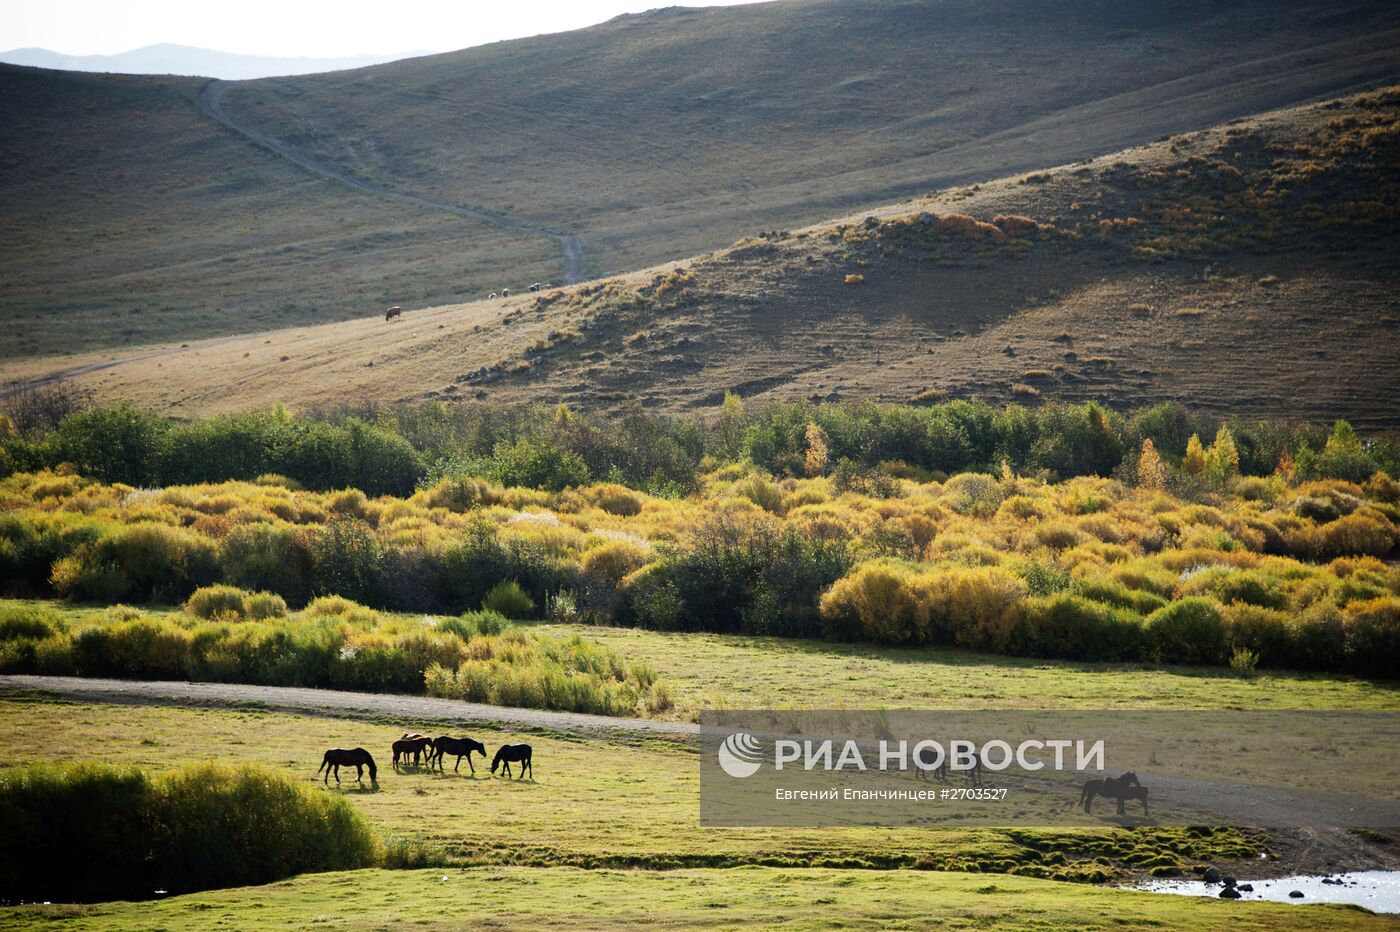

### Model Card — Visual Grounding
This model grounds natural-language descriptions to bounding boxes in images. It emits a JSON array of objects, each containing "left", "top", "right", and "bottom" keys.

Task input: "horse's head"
[{"left": 1122, "top": 771, "right": 1140, "bottom": 786}]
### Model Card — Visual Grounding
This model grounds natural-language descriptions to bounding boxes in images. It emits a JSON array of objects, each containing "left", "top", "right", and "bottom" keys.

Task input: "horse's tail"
[
  {"left": 317, "top": 751, "right": 330, "bottom": 775},
  {"left": 1071, "top": 783, "right": 1088, "bottom": 809}
]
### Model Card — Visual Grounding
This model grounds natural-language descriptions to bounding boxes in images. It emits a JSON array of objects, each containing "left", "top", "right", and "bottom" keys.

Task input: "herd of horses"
[
  {"left": 383, "top": 283, "right": 550, "bottom": 321},
  {"left": 317, "top": 733, "right": 534, "bottom": 786}
]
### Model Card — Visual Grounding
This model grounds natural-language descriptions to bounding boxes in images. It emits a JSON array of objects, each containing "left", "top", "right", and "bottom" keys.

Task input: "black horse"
[
  {"left": 431, "top": 736, "right": 487, "bottom": 774},
  {"left": 913, "top": 746, "right": 983, "bottom": 787},
  {"left": 491, "top": 743, "right": 533, "bottom": 779},
  {"left": 393, "top": 736, "right": 434, "bottom": 770},
  {"left": 1077, "top": 771, "right": 1148, "bottom": 816},
  {"left": 318, "top": 748, "right": 377, "bottom": 786}
]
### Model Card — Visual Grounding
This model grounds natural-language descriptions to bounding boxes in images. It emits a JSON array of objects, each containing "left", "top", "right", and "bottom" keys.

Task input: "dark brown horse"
[
  {"left": 1077, "top": 772, "right": 1147, "bottom": 816},
  {"left": 385, "top": 305, "right": 403, "bottom": 321},
  {"left": 318, "top": 748, "right": 377, "bottom": 786},
  {"left": 392, "top": 736, "right": 434, "bottom": 769},
  {"left": 491, "top": 743, "right": 533, "bottom": 779},
  {"left": 431, "top": 736, "right": 487, "bottom": 774},
  {"left": 913, "top": 746, "right": 983, "bottom": 787}
]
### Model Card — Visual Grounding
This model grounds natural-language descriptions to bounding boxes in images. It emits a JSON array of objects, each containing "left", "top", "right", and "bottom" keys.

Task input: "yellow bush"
[
  {"left": 922, "top": 566, "right": 1028, "bottom": 651},
  {"left": 582, "top": 540, "right": 652, "bottom": 588},
  {"left": 820, "top": 562, "right": 924, "bottom": 642}
]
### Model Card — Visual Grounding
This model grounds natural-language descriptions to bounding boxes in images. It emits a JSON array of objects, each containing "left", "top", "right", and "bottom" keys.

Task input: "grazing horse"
[
  {"left": 501, "top": 288, "right": 511, "bottom": 298},
  {"left": 1077, "top": 772, "right": 1148, "bottom": 816},
  {"left": 318, "top": 748, "right": 377, "bottom": 786},
  {"left": 528, "top": 282, "right": 543, "bottom": 292},
  {"left": 392, "top": 736, "right": 434, "bottom": 769},
  {"left": 385, "top": 305, "right": 403, "bottom": 321},
  {"left": 488, "top": 292, "right": 498, "bottom": 299},
  {"left": 431, "top": 735, "right": 487, "bottom": 774},
  {"left": 913, "top": 747, "right": 983, "bottom": 787},
  {"left": 491, "top": 743, "right": 533, "bottom": 779}
]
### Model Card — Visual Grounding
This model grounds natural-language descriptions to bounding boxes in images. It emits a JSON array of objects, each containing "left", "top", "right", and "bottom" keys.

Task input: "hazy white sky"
[{"left": 2, "top": 1, "right": 758, "bottom": 57}]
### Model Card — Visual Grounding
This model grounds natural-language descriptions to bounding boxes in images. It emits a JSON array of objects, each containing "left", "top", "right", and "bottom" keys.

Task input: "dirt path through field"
[
  {"left": 1, "top": 674, "right": 690, "bottom": 739},
  {"left": 196, "top": 80, "right": 585, "bottom": 285},
  {"left": 7, "top": 675, "right": 1398, "bottom": 830}
]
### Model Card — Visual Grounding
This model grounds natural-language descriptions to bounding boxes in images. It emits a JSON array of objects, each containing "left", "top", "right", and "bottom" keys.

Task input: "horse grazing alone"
[
  {"left": 431, "top": 735, "right": 487, "bottom": 774},
  {"left": 491, "top": 743, "right": 533, "bottom": 779},
  {"left": 528, "top": 282, "right": 543, "bottom": 292},
  {"left": 318, "top": 748, "right": 377, "bottom": 786},
  {"left": 501, "top": 288, "right": 511, "bottom": 298},
  {"left": 1077, "top": 772, "right": 1148, "bottom": 816},
  {"left": 385, "top": 305, "right": 403, "bottom": 322},
  {"left": 392, "top": 735, "right": 434, "bottom": 769}
]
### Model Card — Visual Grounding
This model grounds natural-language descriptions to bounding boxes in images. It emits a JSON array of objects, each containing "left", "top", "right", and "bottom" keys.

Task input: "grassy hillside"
[
  {"left": 3, "top": 0, "right": 1398, "bottom": 359},
  {"left": 19, "top": 86, "right": 1399, "bottom": 427}
]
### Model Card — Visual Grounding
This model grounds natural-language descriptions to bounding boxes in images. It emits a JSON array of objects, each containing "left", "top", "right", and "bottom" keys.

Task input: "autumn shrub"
[
  {"left": 923, "top": 566, "right": 1028, "bottom": 651},
  {"left": 482, "top": 580, "right": 536, "bottom": 618},
  {"left": 1316, "top": 512, "right": 1396, "bottom": 558},
  {"left": 1222, "top": 602, "right": 1293, "bottom": 667},
  {"left": 309, "top": 518, "right": 381, "bottom": 603},
  {"left": 1342, "top": 598, "right": 1400, "bottom": 676},
  {"left": 0, "top": 763, "right": 377, "bottom": 903},
  {"left": 218, "top": 522, "right": 309, "bottom": 603},
  {"left": 1017, "top": 593, "right": 1143, "bottom": 661},
  {"left": 1178, "top": 567, "right": 1287, "bottom": 609},
  {"left": 1071, "top": 576, "right": 1168, "bottom": 614},
  {"left": 185, "top": 584, "right": 252, "bottom": 620},
  {"left": 819, "top": 561, "right": 923, "bottom": 643},
  {"left": 1145, "top": 598, "right": 1228, "bottom": 665},
  {"left": 0, "top": 603, "right": 60, "bottom": 642}
]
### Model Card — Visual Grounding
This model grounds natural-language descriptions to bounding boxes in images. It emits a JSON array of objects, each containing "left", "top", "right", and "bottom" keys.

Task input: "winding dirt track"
[
  {"left": 0, "top": 674, "right": 691, "bottom": 739},
  {"left": 197, "top": 80, "right": 586, "bottom": 285}
]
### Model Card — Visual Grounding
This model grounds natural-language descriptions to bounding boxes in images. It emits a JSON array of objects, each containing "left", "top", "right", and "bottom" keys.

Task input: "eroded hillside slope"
[{"left": 17, "top": 88, "right": 1399, "bottom": 428}]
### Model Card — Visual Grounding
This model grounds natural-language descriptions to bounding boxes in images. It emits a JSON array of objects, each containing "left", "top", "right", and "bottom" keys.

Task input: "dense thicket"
[
  {"left": 0, "top": 600, "right": 669, "bottom": 716},
  {"left": 2, "top": 393, "right": 1395, "bottom": 495},
  {"left": 0, "top": 763, "right": 376, "bottom": 903},
  {"left": 2, "top": 446, "right": 1396, "bottom": 676}
]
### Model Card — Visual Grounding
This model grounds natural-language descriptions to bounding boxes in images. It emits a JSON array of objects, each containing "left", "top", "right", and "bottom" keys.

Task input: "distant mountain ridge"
[{"left": 0, "top": 43, "right": 427, "bottom": 79}]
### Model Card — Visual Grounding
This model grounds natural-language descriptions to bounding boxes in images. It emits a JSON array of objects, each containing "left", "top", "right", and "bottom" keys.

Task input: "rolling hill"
[
  {"left": 0, "top": 44, "right": 423, "bottom": 80},
  {"left": 15, "top": 86, "right": 1398, "bottom": 428},
  {"left": 3, "top": 0, "right": 1399, "bottom": 360}
]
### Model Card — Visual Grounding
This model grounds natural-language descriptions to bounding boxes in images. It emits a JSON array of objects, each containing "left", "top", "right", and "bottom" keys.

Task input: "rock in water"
[
  {"left": 1219, "top": 888, "right": 1242, "bottom": 899},
  {"left": 1289, "top": 890, "right": 1305, "bottom": 899}
]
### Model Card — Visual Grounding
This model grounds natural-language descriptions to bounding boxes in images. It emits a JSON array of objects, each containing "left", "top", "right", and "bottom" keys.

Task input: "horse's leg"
[
  {"left": 1084, "top": 790, "right": 1093, "bottom": 813},
  {"left": 1142, "top": 797, "right": 1150, "bottom": 817},
  {"left": 525, "top": 756, "right": 533, "bottom": 779},
  {"left": 333, "top": 764, "right": 341, "bottom": 784},
  {"left": 454, "top": 755, "right": 461, "bottom": 774},
  {"left": 356, "top": 763, "right": 364, "bottom": 784},
  {"left": 1116, "top": 796, "right": 1126, "bottom": 816},
  {"left": 467, "top": 754, "right": 475, "bottom": 776}
]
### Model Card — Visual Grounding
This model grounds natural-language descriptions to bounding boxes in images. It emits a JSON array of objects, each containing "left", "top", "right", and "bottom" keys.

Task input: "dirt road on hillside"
[{"left": 196, "top": 80, "right": 585, "bottom": 285}]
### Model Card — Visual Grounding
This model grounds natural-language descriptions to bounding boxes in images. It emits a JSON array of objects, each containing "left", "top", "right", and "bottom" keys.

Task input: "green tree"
[{"left": 1204, "top": 426, "right": 1240, "bottom": 487}]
